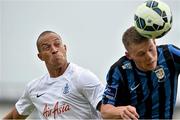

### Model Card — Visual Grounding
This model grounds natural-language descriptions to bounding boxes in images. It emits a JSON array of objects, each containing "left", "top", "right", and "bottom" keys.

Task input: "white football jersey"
[{"left": 15, "top": 63, "right": 105, "bottom": 119}]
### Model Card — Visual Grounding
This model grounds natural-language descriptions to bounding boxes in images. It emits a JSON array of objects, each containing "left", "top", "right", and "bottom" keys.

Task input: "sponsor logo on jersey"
[
  {"left": 130, "top": 83, "right": 140, "bottom": 92},
  {"left": 122, "top": 62, "right": 132, "bottom": 69},
  {"left": 63, "top": 83, "right": 70, "bottom": 94},
  {"left": 104, "top": 85, "right": 117, "bottom": 99},
  {"left": 43, "top": 101, "right": 70, "bottom": 119},
  {"left": 36, "top": 93, "right": 45, "bottom": 98}
]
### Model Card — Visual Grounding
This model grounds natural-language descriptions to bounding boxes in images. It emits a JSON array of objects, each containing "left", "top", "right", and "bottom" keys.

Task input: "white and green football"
[{"left": 134, "top": 0, "right": 172, "bottom": 39}]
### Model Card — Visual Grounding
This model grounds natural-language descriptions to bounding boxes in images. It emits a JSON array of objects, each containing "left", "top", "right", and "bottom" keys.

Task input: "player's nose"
[
  {"left": 146, "top": 52, "right": 153, "bottom": 61},
  {"left": 51, "top": 46, "right": 58, "bottom": 54}
]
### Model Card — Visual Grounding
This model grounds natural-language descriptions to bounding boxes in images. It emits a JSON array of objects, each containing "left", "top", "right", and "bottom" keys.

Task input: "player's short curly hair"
[{"left": 122, "top": 26, "right": 149, "bottom": 51}]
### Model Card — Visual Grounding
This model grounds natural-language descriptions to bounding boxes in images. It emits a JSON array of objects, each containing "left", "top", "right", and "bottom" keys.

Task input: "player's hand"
[
  {"left": 118, "top": 105, "right": 139, "bottom": 120},
  {"left": 100, "top": 104, "right": 139, "bottom": 119}
]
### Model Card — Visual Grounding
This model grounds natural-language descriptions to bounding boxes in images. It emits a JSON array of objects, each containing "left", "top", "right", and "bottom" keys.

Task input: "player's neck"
[{"left": 48, "top": 62, "right": 69, "bottom": 78}]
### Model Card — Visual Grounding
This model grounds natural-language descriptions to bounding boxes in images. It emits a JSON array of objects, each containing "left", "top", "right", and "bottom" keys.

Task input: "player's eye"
[
  {"left": 41, "top": 44, "right": 50, "bottom": 51},
  {"left": 137, "top": 52, "right": 145, "bottom": 57},
  {"left": 149, "top": 47, "right": 154, "bottom": 52},
  {"left": 54, "top": 42, "right": 61, "bottom": 47}
]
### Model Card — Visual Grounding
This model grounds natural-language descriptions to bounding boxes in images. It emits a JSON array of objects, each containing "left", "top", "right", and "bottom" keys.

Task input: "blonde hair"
[{"left": 122, "top": 26, "right": 149, "bottom": 50}]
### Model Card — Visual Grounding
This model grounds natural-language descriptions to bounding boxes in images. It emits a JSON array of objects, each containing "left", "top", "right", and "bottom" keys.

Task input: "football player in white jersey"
[{"left": 3, "top": 31, "right": 105, "bottom": 119}]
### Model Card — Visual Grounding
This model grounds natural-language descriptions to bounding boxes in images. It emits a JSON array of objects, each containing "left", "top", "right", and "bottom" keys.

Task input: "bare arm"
[
  {"left": 100, "top": 104, "right": 139, "bottom": 120},
  {"left": 3, "top": 106, "right": 28, "bottom": 120}
]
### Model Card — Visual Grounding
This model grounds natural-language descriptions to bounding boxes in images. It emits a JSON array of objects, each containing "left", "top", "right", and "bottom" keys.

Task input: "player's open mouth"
[{"left": 147, "top": 61, "right": 155, "bottom": 66}]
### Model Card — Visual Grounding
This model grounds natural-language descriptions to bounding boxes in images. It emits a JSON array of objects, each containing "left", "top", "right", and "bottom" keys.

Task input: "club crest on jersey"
[
  {"left": 154, "top": 66, "right": 165, "bottom": 81},
  {"left": 63, "top": 83, "right": 70, "bottom": 94}
]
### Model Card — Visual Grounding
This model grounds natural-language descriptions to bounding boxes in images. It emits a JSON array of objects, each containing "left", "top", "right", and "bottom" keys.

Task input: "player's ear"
[
  {"left": 38, "top": 53, "right": 43, "bottom": 61},
  {"left": 153, "top": 39, "right": 156, "bottom": 45},
  {"left": 64, "top": 44, "right": 67, "bottom": 51},
  {"left": 125, "top": 51, "right": 132, "bottom": 60}
]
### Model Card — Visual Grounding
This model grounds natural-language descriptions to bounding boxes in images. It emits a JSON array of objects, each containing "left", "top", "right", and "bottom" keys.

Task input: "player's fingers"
[
  {"left": 124, "top": 108, "right": 138, "bottom": 120},
  {"left": 122, "top": 113, "right": 131, "bottom": 120},
  {"left": 127, "top": 106, "right": 139, "bottom": 118}
]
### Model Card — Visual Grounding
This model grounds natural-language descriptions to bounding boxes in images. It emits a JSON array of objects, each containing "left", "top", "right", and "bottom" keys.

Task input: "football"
[{"left": 134, "top": 0, "right": 172, "bottom": 39}]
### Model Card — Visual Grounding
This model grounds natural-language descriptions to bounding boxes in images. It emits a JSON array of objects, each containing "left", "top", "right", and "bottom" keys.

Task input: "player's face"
[
  {"left": 37, "top": 33, "right": 67, "bottom": 69},
  {"left": 126, "top": 39, "right": 157, "bottom": 72}
]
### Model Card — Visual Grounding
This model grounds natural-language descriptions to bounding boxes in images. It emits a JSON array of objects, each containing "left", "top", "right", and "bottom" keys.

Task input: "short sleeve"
[
  {"left": 15, "top": 84, "right": 35, "bottom": 116},
  {"left": 168, "top": 44, "right": 180, "bottom": 71},
  {"left": 102, "top": 66, "right": 122, "bottom": 105},
  {"left": 78, "top": 70, "right": 105, "bottom": 109}
]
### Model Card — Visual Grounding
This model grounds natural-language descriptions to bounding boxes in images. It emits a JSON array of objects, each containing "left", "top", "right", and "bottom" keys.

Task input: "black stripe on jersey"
[
  {"left": 162, "top": 45, "right": 175, "bottom": 118},
  {"left": 144, "top": 72, "right": 153, "bottom": 118},
  {"left": 158, "top": 80, "right": 165, "bottom": 118},
  {"left": 171, "top": 45, "right": 180, "bottom": 64},
  {"left": 117, "top": 65, "right": 131, "bottom": 105},
  {"left": 116, "top": 57, "right": 131, "bottom": 105},
  {"left": 133, "top": 68, "right": 144, "bottom": 110},
  {"left": 103, "top": 67, "right": 114, "bottom": 104},
  {"left": 103, "top": 60, "right": 119, "bottom": 104},
  {"left": 172, "top": 53, "right": 180, "bottom": 64},
  {"left": 172, "top": 45, "right": 180, "bottom": 51},
  {"left": 108, "top": 65, "right": 115, "bottom": 85},
  {"left": 108, "top": 57, "right": 131, "bottom": 106}
]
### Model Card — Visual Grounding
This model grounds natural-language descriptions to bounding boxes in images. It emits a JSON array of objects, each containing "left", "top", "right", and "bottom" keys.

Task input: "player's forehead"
[
  {"left": 38, "top": 32, "right": 62, "bottom": 45},
  {"left": 129, "top": 40, "right": 153, "bottom": 53}
]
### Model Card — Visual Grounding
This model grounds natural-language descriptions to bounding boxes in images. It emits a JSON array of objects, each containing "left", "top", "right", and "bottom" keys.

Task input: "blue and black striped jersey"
[{"left": 102, "top": 44, "right": 180, "bottom": 119}]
